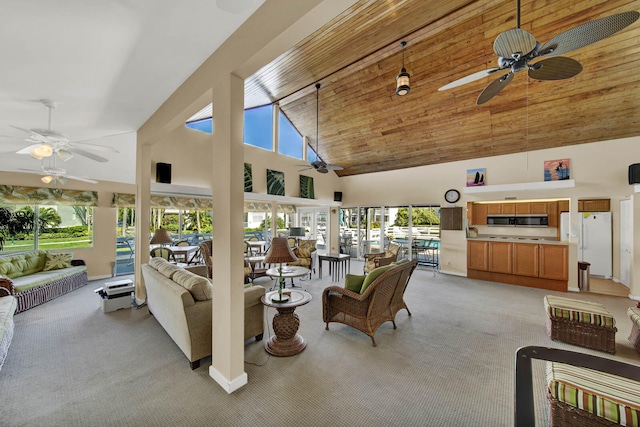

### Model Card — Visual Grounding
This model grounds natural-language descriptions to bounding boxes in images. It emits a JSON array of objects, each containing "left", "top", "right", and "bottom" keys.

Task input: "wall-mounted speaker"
[
  {"left": 334, "top": 191, "right": 342, "bottom": 202},
  {"left": 629, "top": 163, "right": 640, "bottom": 185},
  {"left": 156, "top": 162, "right": 172, "bottom": 184}
]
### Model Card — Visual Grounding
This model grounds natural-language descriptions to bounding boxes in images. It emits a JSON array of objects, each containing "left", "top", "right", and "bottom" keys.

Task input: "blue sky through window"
[
  {"left": 244, "top": 105, "right": 272, "bottom": 150},
  {"left": 185, "top": 118, "right": 213, "bottom": 134},
  {"left": 278, "top": 110, "right": 302, "bottom": 159}
]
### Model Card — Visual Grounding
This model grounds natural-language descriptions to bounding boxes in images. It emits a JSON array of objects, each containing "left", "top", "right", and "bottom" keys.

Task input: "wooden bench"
[{"left": 544, "top": 294, "right": 617, "bottom": 354}]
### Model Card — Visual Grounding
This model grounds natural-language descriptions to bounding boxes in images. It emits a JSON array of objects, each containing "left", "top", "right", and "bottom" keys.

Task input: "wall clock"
[{"left": 444, "top": 189, "right": 460, "bottom": 203}]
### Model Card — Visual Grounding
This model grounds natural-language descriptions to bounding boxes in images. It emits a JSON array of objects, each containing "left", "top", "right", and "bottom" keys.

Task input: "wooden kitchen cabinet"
[
  {"left": 515, "top": 202, "right": 531, "bottom": 214},
  {"left": 547, "top": 201, "right": 558, "bottom": 227},
  {"left": 501, "top": 203, "right": 516, "bottom": 214},
  {"left": 512, "top": 243, "right": 539, "bottom": 277},
  {"left": 488, "top": 241, "right": 513, "bottom": 274},
  {"left": 470, "top": 203, "right": 487, "bottom": 225},
  {"left": 467, "top": 241, "right": 488, "bottom": 271},
  {"left": 579, "top": 199, "right": 610, "bottom": 212},
  {"left": 530, "top": 202, "right": 548, "bottom": 214},
  {"left": 558, "top": 200, "right": 569, "bottom": 212},
  {"left": 539, "top": 244, "right": 569, "bottom": 281},
  {"left": 486, "top": 204, "right": 502, "bottom": 214}
]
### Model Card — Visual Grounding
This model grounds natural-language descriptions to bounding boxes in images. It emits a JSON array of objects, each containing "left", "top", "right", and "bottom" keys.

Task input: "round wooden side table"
[{"left": 261, "top": 289, "right": 312, "bottom": 357}]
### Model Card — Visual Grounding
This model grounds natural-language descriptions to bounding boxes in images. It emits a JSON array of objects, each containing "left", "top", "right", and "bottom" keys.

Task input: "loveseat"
[
  {"left": 141, "top": 257, "right": 265, "bottom": 369},
  {"left": 0, "top": 279, "right": 17, "bottom": 371},
  {"left": 0, "top": 250, "right": 88, "bottom": 314},
  {"left": 323, "top": 259, "right": 418, "bottom": 346}
]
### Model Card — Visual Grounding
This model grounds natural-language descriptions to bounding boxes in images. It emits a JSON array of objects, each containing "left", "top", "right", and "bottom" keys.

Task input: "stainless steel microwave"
[{"left": 487, "top": 215, "right": 548, "bottom": 227}]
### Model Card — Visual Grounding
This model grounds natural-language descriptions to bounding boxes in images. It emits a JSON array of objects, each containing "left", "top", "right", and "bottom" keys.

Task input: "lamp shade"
[
  {"left": 396, "top": 68, "right": 410, "bottom": 96},
  {"left": 150, "top": 227, "right": 173, "bottom": 245},
  {"left": 30, "top": 144, "right": 53, "bottom": 160},
  {"left": 289, "top": 227, "right": 306, "bottom": 237},
  {"left": 263, "top": 237, "right": 298, "bottom": 264}
]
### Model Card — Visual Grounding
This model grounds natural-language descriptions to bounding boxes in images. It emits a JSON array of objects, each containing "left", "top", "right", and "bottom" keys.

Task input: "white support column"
[
  {"left": 133, "top": 141, "right": 152, "bottom": 304},
  {"left": 209, "top": 73, "right": 247, "bottom": 393}
]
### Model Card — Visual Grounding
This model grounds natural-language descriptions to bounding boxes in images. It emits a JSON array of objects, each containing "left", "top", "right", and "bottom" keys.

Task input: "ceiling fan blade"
[
  {"left": 493, "top": 29, "right": 537, "bottom": 59},
  {"left": 66, "top": 175, "right": 98, "bottom": 184},
  {"left": 70, "top": 142, "right": 119, "bottom": 153},
  {"left": 325, "top": 165, "right": 344, "bottom": 171},
  {"left": 476, "top": 72, "right": 514, "bottom": 105},
  {"left": 438, "top": 68, "right": 503, "bottom": 91},
  {"left": 529, "top": 57, "right": 583, "bottom": 80},
  {"left": 15, "top": 143, "right": 43, "bottom": 154},
  {"left": 68, "top": 148, "right": 109, "bottom": 162},
  {"left": 539, "top": 11, "right": 640, "bottom": 57},
  {"left": 17, "top": 167, "right": 43, "bottom": 173},
  {"left": 298, "top": 167, "right": 313, "bottom": 172}
]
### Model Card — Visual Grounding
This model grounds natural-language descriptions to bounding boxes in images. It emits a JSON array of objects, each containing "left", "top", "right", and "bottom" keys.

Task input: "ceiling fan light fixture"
[
  {"left": 41, "top": 175, "right": 53, "bottom": 184},
  {"left": 57, "top": 149, "right": 74, "bottom": 161},
  {"left": 30, "top": 143, "right": 53, "bottom": 160},
  {"left": 395, "top": 41, "right": 410, "bottom": 96}
]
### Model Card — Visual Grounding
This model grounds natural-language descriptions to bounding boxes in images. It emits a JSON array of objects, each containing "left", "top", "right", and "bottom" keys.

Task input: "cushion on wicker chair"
[
  {"left": 547, "top": 361, "right": 640, "bottom": 426},
  {"left": 544, "top": 295, "right": 616, "bottom": 328},
  {"left": 345, "top": 274, "right": 365, "bottom": 293},
  {"left": 360, "top": 265, "right": 392, "bottom": 294}
]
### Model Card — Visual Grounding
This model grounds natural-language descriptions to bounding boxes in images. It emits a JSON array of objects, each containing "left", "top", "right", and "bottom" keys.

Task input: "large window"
[
  {"left": 0, "top": 204, "right": 93, "bottom": 253},
  {"left": 244, "top": 105, "right": 273, "bottom": 150},
  {"left": 278, "top": 110, "right": 303, "bottom": 159}
]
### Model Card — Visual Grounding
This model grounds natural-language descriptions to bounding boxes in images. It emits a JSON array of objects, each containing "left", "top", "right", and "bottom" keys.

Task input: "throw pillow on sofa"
[
  {"left": 43, "top": 252, "right": 73, "bottom": 271},
  {"left": 172, "top": 270, "right": 213, "bottom": 301}
]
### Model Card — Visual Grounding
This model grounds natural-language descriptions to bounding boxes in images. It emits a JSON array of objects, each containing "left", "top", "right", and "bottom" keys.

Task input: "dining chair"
[
  {"left": 150, "top": 247, "right": 177, "bottom": 263},
  {"left": 173, "top": 240, "right": 190, "bottom": 263}
]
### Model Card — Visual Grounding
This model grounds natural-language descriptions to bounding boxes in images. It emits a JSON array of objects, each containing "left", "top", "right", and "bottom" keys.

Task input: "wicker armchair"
[
  {"left": 288, "top": 239, "right": 316, "bottom": 278},
  {"left": 363, "top": 242, "right": 401, "bottom": 274},
  {"left": 198, "top": 239, "right": 251, "bottom": 282},
  {"left": 323, "top": 259, "right": 418, "bottom": 346}
]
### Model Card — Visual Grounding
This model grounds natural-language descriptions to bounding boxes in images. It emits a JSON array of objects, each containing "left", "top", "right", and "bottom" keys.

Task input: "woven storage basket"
[
  {"left": 629, "top": 320, "right": 640, "bottom": 354},
  {"left": 549, "top": 394, "right": 620, "bottom": 427},
  {"left": 546, "top": 316, "right": 617, "bottom": 354}
]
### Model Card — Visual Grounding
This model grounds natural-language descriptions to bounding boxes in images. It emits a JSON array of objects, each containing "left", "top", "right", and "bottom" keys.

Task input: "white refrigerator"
[{"left": 578, "top": 212, "right": 612, "bottom": 278}]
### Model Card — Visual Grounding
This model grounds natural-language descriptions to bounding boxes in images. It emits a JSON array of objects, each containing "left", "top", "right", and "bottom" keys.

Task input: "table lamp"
[
  {"left": 150, "top": 227, "right": 173, "bottom": 247},
  {"left": 263, "top": 237, "right": 298, "bottom": 303}
]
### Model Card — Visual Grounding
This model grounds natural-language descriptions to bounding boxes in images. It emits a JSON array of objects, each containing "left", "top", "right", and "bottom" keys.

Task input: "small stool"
[
  {"left": 544, "top": 295, "right": 617, "bottom": 354},
  {"left": 627, "top": 306, "right": 640, "bottom": 354}
]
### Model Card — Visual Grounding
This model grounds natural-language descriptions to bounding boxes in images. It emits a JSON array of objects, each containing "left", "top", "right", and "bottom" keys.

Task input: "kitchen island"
[{"left": 467, "top": 236, "right": 569, "bottom": 292}]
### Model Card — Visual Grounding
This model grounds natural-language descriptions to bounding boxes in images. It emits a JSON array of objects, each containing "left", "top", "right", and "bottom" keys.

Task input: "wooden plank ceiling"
[{"left": 244, "top": 0, "right": 640, "bottom": 177}]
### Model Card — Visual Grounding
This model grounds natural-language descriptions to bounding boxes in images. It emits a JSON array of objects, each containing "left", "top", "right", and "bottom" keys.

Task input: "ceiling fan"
[
  {"left": 4, "top": 99, "right": 119, "bottom": 162},
  {"left": 298, "top": 83, "right": 344, "bottom": 174},
  {"left": 18, "top": 165, "right": 97, "bottom": 185},
  {"left": 438, "top": 1, "right": 639, "bottom": 105}
]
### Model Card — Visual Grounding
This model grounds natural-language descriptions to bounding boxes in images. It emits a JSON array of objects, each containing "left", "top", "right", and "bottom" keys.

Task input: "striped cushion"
[
  {"left": 547, "top": 361, "right": 640, "bottom": 426},
  {"left": 544, "top": 295, "right": 616, "bottom": 328},
  {"left": 629, "top": 308, "right": 640, "bottom": 327}
]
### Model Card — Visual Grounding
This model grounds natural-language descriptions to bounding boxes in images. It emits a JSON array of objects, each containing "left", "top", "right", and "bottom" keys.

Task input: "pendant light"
[{"left": 395, "top": 41, "right": 410, "bottom": 96}]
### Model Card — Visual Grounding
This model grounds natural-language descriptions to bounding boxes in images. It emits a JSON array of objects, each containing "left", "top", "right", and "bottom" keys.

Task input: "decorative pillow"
[
  {"left": 0, "top": 278, "right": 14, "bottom": 296},
  {"left": 360, "top": 265, "right": 391, "bottom": 294},
  {"left": 148, "top": 257, "right": 168, "bottom": 270},
  {"left": 156, "top": 262, "right": 181, "bottom": 279},
  {"left": 172, "top": 270, "right": 213, "bottom": 301},
  {"left": 345, "top": 274, "right": 366, "bottom": 293},
  {"left": 43, "top": 252, "right": 73, "bottom": 271}
]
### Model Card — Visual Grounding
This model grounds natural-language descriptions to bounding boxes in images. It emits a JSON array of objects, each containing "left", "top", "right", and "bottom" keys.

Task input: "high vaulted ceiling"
[
  {"left": 1, "top": 0, "right": 638, "bottom": 183},
  {"left": 246, "top": 0, "right": 640, "bottom": 177}
]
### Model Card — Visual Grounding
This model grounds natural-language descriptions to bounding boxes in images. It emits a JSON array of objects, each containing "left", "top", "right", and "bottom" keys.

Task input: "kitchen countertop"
[{"left": 467, "top": 236, "right": 568, "bottom": 245}]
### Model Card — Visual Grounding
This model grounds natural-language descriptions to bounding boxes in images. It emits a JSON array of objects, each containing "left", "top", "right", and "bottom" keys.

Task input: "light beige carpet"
[{"left": 1, "top": 261, "right": 638, "bottom": 426}]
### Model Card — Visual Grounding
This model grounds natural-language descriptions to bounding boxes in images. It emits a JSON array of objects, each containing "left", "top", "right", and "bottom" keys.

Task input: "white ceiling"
[{"left": 0, "top": 0, "right": 263, "bottom": 184}]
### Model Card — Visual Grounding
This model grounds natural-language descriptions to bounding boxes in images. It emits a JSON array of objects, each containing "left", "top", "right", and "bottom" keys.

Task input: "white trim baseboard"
[{"left": 209, "top": 366, "right": 248, "bottom": 394}]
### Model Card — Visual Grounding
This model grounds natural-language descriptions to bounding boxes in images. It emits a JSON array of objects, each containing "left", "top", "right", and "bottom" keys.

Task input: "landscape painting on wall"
[
  {"left": 544, "top": 159, "right": 571, "bottom": 181},
  {"left": 267, "top": 169, "right": 285, "bottom": 196},
  {"left": 466, "top": 168, "right": 486, "bottom": 187}
]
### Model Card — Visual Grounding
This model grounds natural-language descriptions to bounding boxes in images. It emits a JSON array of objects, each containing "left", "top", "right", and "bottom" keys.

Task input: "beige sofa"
[
  {"left": 141, "top": 257, "right": 265, "bottom": 369},
  {"left": 0, "top": 279, "right": 17, "bottom": 371}
]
